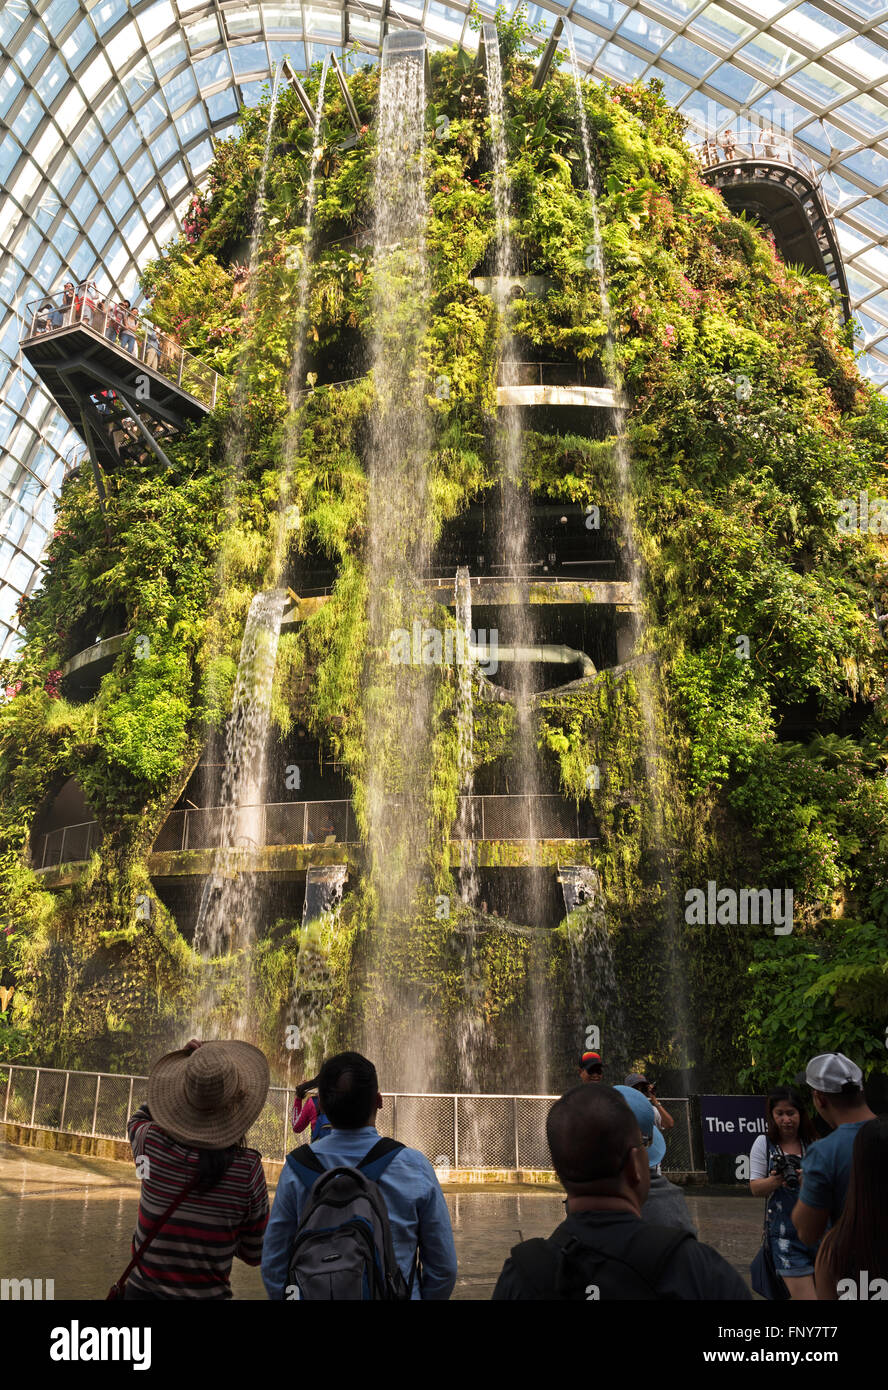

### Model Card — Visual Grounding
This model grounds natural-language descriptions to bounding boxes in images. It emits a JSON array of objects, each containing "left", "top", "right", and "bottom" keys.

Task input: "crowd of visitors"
[
  {"left": 30, "top": 278, "right": 174, "bottom": 373},
  {"left": 111, "top": 1042, "right": 885, "bottom": 1301}
]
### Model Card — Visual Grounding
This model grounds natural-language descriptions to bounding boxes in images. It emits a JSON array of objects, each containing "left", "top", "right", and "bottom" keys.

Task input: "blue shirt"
[
  {"left": 261, "top": 1127, "right": 457, "bottom": 1300},
  {"left": 798, "top": 1121, "right": 867, "bottom": 1222}
]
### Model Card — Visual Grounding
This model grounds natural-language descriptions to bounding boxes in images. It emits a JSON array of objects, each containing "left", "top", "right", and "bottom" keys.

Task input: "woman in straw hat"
[{"left": 119, "top": 1039, "right": 270, "bottom": 1299}]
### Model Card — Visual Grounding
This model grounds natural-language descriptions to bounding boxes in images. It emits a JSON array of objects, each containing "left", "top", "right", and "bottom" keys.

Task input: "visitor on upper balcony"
[
  {"left": 143, "top": 323, "right": 161, "bottom": 370},
  {"left": 50, "top": 284, "right": 74, "bottom": 328},
  {"left": 761, "top": 128, "right": 778, "bottom": 159},
  {"left": 119, "top": 300, "right": 138, "bottom": 354},
  {"left": 76, "top": 281, "right": 99, "bottom": 329},
  {"left": 105, "top": 298, "right": 123, "bottom": 345},
  {"left": 720, "top": 129, "right": 737, "bottom": 161},
  {"left": 34, "top": 300, "right": 53, "bottom": 334}
]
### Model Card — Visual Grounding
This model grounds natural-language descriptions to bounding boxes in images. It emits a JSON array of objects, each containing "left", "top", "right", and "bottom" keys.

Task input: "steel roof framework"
[{"left": 3, "top": 0, "right": 888, "bottom": 658}]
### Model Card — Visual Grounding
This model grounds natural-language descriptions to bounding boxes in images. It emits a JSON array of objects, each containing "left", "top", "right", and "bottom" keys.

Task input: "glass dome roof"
[{"left": 3, "top": 0, "right": 888, "bottom": 658}]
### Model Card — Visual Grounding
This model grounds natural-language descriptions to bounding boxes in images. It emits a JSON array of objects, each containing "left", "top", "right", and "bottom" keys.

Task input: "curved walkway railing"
[
  {"left": 0, "top": 1063, "right": 700, "bottom": 1172},
  {"left": 692, "top": 135, "right": 834, "bottom": 213},
  {"left": 21, "top": 290, "right": 219, "bottom": 410},
  {"left": 34, "top": 795, "right": 596, "bottom": 868}
]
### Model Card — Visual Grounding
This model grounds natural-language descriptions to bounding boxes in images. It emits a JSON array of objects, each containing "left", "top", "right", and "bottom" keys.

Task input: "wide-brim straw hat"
[{"left": 148, "top": 1040, "right": 270, "bottom": 1150}]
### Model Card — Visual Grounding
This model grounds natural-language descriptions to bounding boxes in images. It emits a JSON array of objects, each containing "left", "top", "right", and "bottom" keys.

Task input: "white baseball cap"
[{"left": 802, "top": 1053, "right": 863, "bottom": 1093}]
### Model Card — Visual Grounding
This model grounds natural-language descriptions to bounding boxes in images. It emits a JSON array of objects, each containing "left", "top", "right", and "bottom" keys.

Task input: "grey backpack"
[{"left": 285, "top": 1138, "right": 417, "bottom": 1300}]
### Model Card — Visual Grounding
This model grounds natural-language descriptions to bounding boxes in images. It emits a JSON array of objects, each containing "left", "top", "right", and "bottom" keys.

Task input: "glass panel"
[
  {"left": 205, "top": 87, "right": 238, "bottom": 122},
  {"left": 596, "top": 42, "right": 646, "bottom": 81},
  {"left": 843, "top": 147, "right": 888, "bottom": 187},
  {"left": 97, "top": 85, "right": 127, "bottom": 136},
  {"left": 91, "top": 149, "right": 119, "bottom": 195},
  {"left": 175, "top": 105, "right": 206, "bottom": 142},
  {"left": 44, "top": 0, "right": 81, "bottom": 30},
  {"left": 150, "top": 125, "right": 177, "bottom": 164},
  {"left": 231, "top": 42, "right": 269, "bottom": 77},
  {"left": 0, "top": 66, "right": 24, "bottom": 123},
  {"left": 787, "top": 64, "right": 855, "bottom": 110},
  {"left": 737, "top": 34, "right": 799, "bottom": 79},
  {"left": 61, "top": 19, "right": 97, "bottom": 67},
  {"left": 126, "top": 151, "right": 154, "bottom": 194},
  {"left": 193, "top": 50, "right": 231, "bottom": 87},
  {"left": 91, "top": 0, "right": 129, "bottom": 38},
  {"left": 86, "top": 208, "right": 115, "bottom": 252},
  {"left": 842, "top": 92, "right": 888, "bottom": 139},
  {"left": 617, "top": 12, "right": 673, "bottom": 56},
  {"left": 0, "top": 135, "right": 22, "bottom": 184},
  {"left": 227, "top": 11, "right": 263, "bottom": 36},
  {"left": 56, "top": 87, "right": 86, "bottom": 131},
  {"left": 79, "top": 53, "right": 114, "bottom": 101},
  {"left": 35, "top": 54, "right": 68, "bottom": 104},
  {"left": 706, "top": 62, "right": 758, "bottom": 103},
  {"left": 185, "top": 16, "right": 221, "bottom": 50},
  {"left": 163, "top": 68, "right": 199, "bottom": 111},
  {"left": 152, "top": 35, "right": 188, "bottom": 77},
  {"left": 692, "top": 6, "right": 754, "bottom": 46},
  {"left": 106, "top": 178, "right": 133, "bottom": 220},
  {"left": 15, "top": 29, "right": 50, "bottom": 82}
]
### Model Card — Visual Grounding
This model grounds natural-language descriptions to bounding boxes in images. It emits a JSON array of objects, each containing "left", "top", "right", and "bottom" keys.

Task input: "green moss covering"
[{"left": 3, "top": 14, "right": 888, "bottom": 1093}]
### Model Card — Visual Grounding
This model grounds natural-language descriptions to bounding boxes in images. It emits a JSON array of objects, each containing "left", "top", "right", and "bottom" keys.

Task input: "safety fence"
[
  {"left": 692, "top": 135, "right": 834, "bottom": 210},
  {"left": 36, "top": 795, "right": 597, "bottom": 867},
  {"left": 22, "top": 290, "right": 218, "bottom": 410},
  {"left": 0, "top": 1065, "right": 700, "bottom": 1173}
]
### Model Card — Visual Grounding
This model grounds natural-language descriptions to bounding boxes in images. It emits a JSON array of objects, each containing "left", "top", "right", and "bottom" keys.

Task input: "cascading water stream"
[
  {"left": 268, "top": 58, "right": 330, "bottom": 587},
  {"left": 192, "top": 68, "right": 330, "bottom": 1045},
  {"left": 247, "top": 65, "right": 284, "bottom": 283},
  {"left": 455, "top": 566, "right": 479, "bottom": 908},
  {"left": 566, "top": 23, "right": 689, "bottom": 1080},
  {"left": 453, "top": 567, "right": 485, "bottom": 1096},
  {"left": 484, "top": 26, "right": 549, "bottom": 1093},
  {"left": 362, "top": 45, "right": 436, "bottom": 1089},
  {"left": 193, "top": 588, "right": 288, "bottom": 1035}
]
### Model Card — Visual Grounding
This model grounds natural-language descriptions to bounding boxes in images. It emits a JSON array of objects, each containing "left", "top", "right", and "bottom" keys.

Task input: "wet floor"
[{"left": 0, "top": 1143, "right": 760, "bottom": 1300}]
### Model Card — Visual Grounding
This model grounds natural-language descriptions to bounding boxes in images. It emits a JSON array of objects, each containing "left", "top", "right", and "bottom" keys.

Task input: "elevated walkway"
[
  {"left": 696, "top": 139, "right": 850, "bottom": 320},
  {"left": 32, "top": 794, "right": 599, "bottom": 884},
  {"left": 20, "top": 292, "right": 218, "bottom": 487}
]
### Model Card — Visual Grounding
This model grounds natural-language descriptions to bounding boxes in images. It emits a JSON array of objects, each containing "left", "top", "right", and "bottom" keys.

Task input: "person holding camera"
[
  {"left": 625, "top": 1073, "right": 674, "bottom": 1144},
  {"left": 749, "top": 1086, "right": 819, "bottom": 1299}
]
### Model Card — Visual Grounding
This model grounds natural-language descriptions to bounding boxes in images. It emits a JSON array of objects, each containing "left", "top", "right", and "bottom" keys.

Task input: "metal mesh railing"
[
  {"left": 0, "top": 1065, "right": 701, "bottom": 1172},
  {"left": 691, "top": 135, "right": 834, "bottom": 213},
  {"left": 38, "top": 795, "right": 594, "bottom": 867},
  {"left": 22, "top": 288, "right": 219, "bottom": 410}
]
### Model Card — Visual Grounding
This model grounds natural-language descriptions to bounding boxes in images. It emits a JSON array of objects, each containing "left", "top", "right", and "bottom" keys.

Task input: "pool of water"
[{"left": 0, "top": 1143, "right": 760, "bottom": 1299}]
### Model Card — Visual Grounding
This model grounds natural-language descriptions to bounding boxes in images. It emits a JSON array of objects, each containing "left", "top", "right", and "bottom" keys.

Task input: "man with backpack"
[
  {"left": 492, "top": 1085, "right": 750, "bottom": 1300},
  {"left": 261, "top": 1052, "right": 457, "bottom": 1300}
]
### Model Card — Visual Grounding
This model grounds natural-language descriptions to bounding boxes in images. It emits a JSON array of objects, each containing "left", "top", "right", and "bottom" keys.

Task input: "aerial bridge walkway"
[{"left": 20, "top": 291, "right": 219, "bottom": 500}]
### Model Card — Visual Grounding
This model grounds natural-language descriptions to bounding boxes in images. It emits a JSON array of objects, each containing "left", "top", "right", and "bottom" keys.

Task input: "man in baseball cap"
[
  {"left": 791, "top": 1053, "right": 875, "bottom": 1248},
  {"left": 578, "top": 1051, "right": 603, "bottom": 1082},
  {"left": 614, "top": 1084, "right": 695, "bottom": 1234}
]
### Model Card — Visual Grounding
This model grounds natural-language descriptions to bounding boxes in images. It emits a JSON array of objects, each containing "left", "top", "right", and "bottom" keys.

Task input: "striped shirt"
[{"left": 126, "top": 1104, "right": 269, "bottom": 1300}]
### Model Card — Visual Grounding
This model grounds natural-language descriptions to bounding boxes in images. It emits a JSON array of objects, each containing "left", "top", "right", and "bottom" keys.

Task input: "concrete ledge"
[
  {"left": 62, "top": 632, "right": 127, "bottom": 680},
  {"left": 2, "top": 1121, "right": 131, "bottom": 1163},
  {"left": 497, "top": 384, "right": 618, "bottom": 409},
  {"left": 2, "top": 1126, "right": 702, "bottom": 1187},
  {"left": 471, "top": 275, "right": 552, "bottom": 298}
]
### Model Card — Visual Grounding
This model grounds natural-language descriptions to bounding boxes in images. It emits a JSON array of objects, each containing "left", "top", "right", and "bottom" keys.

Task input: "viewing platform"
[
  {"left": 60, "top": 632, "right": 127, "bottom": 698},
  {"left": 32, "top": 795, "right": 599, "bottom": 884},
  {"left": 20, "top": 289, "right": 219, "bottom": 478},
  {"left": 694, "top": 136, "right": 850, "bottom": 320}
]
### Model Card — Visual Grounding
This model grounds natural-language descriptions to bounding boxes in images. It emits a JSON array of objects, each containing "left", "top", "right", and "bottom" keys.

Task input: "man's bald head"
[{"left": 547, "top": 1084, "right": 648, "bottom": 1199}]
